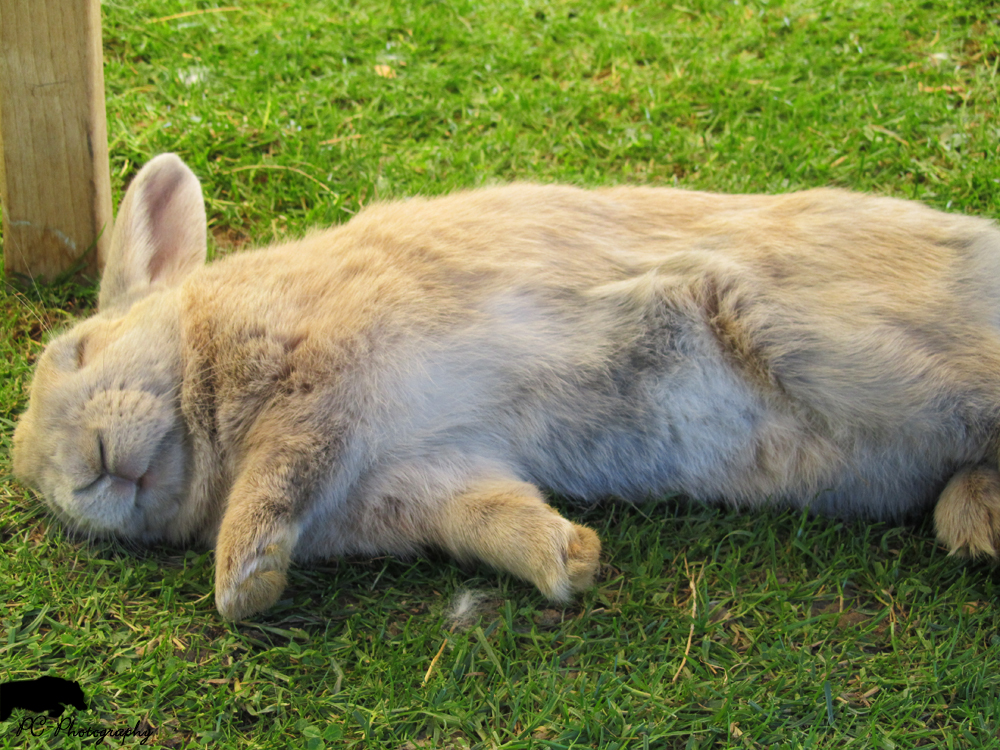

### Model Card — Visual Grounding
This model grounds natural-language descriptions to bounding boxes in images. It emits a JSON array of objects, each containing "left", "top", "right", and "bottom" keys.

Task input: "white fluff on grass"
[{"left": 446, "top": 589, "right": 496, "bottom": 632}]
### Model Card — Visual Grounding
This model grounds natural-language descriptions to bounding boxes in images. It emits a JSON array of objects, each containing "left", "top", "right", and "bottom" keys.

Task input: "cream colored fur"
[{"left": 13, "top": 153, "right": 1000, "bottom": 619}]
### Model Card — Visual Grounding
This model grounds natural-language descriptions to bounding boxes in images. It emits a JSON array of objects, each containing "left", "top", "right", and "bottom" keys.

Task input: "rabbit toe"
[
  {"left": 565, "top": 522, "right": 602, "bottom": 593},
  {"left": 530, "top": 516, "right": 602, "bottom": 602}
]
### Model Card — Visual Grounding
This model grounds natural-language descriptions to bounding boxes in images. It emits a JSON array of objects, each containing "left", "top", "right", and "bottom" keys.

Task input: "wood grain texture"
[{"left": 0, "top": 0, "right": 113, "bottom": 280}]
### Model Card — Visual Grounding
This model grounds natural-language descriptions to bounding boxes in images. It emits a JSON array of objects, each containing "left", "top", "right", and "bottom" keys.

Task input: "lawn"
[{"left": 1, "top": 0, "right": 999, "bottom": 747}]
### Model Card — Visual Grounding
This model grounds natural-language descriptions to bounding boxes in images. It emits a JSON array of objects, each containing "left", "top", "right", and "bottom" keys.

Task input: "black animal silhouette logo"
[{"left": 0, "top": 676, "right": 87, "bottom": 722}]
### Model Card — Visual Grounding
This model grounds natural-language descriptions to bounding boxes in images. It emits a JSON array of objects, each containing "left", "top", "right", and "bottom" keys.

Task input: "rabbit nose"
[
  {"left": 95, "top": 429, "right": 146, "bottom": 484},
  {"left": 83, "top": 389, "right": 173, "bottom": 483}
]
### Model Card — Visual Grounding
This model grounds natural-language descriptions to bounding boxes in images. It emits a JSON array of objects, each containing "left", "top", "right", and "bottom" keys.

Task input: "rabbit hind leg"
[
  {"left": 933, "top": 465, "right": 1000, "bottom": 557},
  {"left": 430, "top": 478, "right": 601, "bottom": 601}
]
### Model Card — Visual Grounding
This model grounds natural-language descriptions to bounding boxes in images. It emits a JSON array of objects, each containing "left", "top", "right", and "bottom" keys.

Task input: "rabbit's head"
[{"left": 13, "top": 154, "right": 208, "bottom": 543}]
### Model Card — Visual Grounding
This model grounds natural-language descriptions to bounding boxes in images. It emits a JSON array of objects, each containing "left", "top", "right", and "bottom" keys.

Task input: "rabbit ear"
[{"left": 99, "top": 153, "right": 208, "bottom": 311}]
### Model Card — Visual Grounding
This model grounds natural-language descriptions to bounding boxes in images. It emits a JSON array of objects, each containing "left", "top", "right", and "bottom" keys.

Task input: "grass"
[{"left": 1, "top": 0, "right": 999, "bottom": 747}]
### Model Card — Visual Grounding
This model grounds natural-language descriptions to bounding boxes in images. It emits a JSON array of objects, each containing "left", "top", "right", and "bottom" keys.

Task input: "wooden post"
[{"left": 0, "top": 0, "right": 113, "bottom": 281}]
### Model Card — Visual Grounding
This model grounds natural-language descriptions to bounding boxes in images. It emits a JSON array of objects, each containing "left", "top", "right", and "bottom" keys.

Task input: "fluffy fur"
[{"left": 12, "top": 154, "right": 1000, "bottom": 619}]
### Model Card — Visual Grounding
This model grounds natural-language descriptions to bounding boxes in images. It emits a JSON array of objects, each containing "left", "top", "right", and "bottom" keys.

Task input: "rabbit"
[{"left": 12, "top": 152, "right": 1000, "bottom": 621}]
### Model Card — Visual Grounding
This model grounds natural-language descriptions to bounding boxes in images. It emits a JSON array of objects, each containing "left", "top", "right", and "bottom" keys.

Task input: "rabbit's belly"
[
  {"left": 513, "top": 359, "right": 972, "bottom": 515},
  {"left": 513, "top": 349, "right": 775, "bottom": 502}
]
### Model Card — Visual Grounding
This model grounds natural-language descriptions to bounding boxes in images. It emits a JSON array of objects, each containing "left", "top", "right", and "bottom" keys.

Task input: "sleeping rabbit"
[{"left": 12, "top": 153, "right": 1000, "bottom": 620}]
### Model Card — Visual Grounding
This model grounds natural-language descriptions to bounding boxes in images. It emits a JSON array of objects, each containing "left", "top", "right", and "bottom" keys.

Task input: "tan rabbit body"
[{"left": 13, "top": 154, "right": 1000, "bottom": 619}]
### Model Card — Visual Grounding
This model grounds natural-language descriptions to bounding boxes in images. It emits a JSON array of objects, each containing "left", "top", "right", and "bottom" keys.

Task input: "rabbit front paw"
[
  {"left": 432, "top": 478, "right": 602, "bottom": 602},
  {"left": 215, "top": 521, "right": 298, "bottom": 620}
]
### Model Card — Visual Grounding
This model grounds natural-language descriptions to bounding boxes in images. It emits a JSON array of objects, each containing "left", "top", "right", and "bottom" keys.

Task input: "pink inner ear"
[
  {"left": 98, "top": 154, "right": 206, "bottom": 311},
  {"left": 142, "top": 163, "right": 191, "bottom": 282},
  {"left": 133, "top": 156, "right": 206, "bottom": 286}
]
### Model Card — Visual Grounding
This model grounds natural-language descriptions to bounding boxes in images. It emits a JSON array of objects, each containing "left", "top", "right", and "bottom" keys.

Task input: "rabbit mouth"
[
  {"left": 74, "top": 472, "right": 141, "bottom": 496},
  {"left": 62, "top": 430, "right": 184, "bottom": 539},
  {"left": 69, "top": 473, "right": 143, "bottom": 534},
  {"left": 55, "top": 462, "right": 181, "bottom": 543}
]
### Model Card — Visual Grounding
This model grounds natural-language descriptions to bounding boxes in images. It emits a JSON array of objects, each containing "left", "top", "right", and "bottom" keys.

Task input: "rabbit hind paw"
[{"left": 934, "top": 465, "right": 1000, "bottom": 558}]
